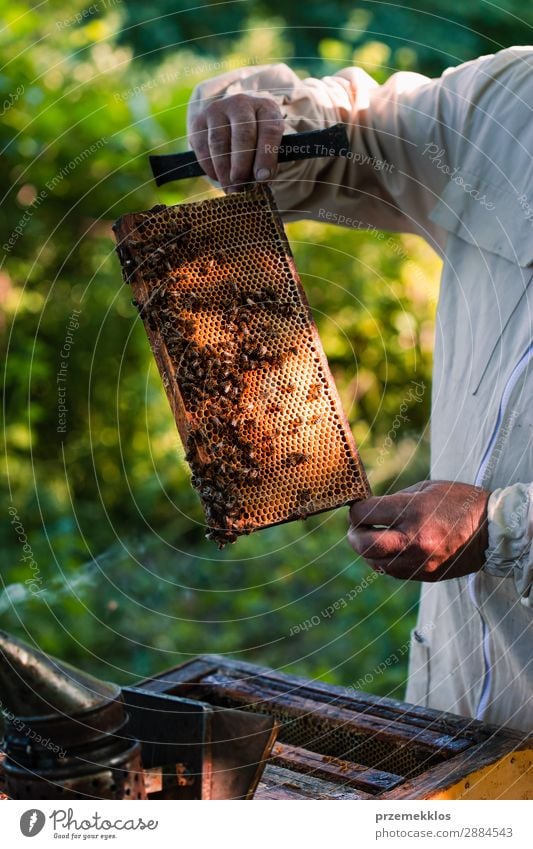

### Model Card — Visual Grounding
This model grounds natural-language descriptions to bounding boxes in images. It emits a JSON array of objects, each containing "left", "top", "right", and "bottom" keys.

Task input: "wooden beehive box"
[{"left": 139, "top": 655, "right": 533, "bottom": 800}]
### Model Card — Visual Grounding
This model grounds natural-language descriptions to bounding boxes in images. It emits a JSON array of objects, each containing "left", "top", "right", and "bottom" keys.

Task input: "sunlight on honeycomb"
[{"left": 115, "top": 185, "right": 369, "bottom": 546}]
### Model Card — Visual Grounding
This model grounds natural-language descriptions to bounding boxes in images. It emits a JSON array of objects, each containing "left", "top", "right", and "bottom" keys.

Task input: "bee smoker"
[
  {"left": 0, "top": 630, "right": 146, "bottom": 799},
  {"left": 0, "top": 631, "right": 279, "bottom": 800}
]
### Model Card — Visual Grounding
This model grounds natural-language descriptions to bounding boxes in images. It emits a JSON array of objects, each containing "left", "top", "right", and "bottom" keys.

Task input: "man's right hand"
[{"left": 188, "top": 93, "right": 285, "bottom": 193}]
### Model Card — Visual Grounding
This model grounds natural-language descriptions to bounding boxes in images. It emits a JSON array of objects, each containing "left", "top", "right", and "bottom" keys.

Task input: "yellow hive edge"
[{"left": 428, "top": 747, "right": 533, "bottom": 800}]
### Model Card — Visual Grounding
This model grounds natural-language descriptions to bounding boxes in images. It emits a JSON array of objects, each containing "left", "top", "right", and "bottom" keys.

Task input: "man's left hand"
[{"left": 348, "top": 480, "right": 490, "bottom": 581}]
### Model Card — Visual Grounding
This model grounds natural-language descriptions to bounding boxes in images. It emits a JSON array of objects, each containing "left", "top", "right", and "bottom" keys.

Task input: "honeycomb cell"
[{"left": 114, "top": 185, "right": 370, "bottom": 547}]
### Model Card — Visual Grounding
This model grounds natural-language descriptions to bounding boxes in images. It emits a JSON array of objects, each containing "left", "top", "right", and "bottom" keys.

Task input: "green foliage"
[
  {"left": 118, "top": 0, "right": 533, "bottom": 75},
  {"left": 2, "top": 0, "right": 516, "bottom": 699}
]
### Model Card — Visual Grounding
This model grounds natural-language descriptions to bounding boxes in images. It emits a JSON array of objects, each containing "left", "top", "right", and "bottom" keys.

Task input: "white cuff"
[{"left": 484, "top": 483, "right": 533, "bottom": 601}]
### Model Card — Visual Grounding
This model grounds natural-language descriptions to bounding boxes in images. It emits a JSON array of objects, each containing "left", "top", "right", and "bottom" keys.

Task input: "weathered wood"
[
  {"left": 135, "top": 655, "right": 531, "bottom": 800},
  {"left": 271, "top": 742, "right": 402, "bottom": 793},
  {"left": 138, "top": 658, "right": 219, "bottom": 694},
  {"left": 256, "top": 764, "right": 370, "bottom": 800},
  {"left": 380, "top": 735, "right": 533, "bottom": 800},
  {"left": 194, "top": 655, "right": 506, "bottom": 743},
  {"left": 188, "top": 672, "right": 471, "bottom": 762}
]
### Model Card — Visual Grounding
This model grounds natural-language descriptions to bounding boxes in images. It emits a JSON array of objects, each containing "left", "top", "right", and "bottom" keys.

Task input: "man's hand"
[
  {"left": 188, "top": 93, "right": 285, "bottom": 193},
  {"left": 348, "top": 480, "right": 490, "bottom": 581}
]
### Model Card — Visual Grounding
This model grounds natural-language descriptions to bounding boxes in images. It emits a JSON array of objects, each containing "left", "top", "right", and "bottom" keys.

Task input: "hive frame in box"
[
  {"left": 114, "top": 185, "right": 370, "bottom": 546},
  {"left": 137, "top": 655, "right": 533, "bottom": 800}
]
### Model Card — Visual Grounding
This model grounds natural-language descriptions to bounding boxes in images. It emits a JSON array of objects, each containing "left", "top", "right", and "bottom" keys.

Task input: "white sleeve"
[
  {"left": 484, "top": 483, "right": 533, "bottom": 606},
  {"left": 187, "top": 53, "right": 516, "bottom": 251}
]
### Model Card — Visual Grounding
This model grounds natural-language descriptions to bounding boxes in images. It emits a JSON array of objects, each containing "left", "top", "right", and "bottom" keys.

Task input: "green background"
[{"left": 1, "top": 1, "right": 529, "bottom": 696}]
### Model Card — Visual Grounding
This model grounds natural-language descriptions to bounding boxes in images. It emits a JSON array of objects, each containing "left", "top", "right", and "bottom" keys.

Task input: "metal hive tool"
[{"left": 113, "top": 184, "right": 370, "bottom": 546}]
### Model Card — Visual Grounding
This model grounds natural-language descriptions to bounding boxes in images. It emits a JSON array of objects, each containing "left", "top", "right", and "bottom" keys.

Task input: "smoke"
[{"left": 0, "top": 552, "right": 107, "bottom": 614}]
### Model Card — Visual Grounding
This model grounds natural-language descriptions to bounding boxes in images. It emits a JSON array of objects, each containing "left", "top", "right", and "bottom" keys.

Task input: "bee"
[
  {"left": 143, "top": 269, "right": 159, "bottom": 281},
  {"left": 280, "top": 383, "right": 296, "bottom": 394},
  {"left": 227, "top": 280, "right": 240, "bottom": 299},
  {"left": 307, "top": 382, "right": 321, "bottom": 402},
  {"left": 264, "top": 286, "right": 278, "bottom": 302},
  {"left": 286, "top": 452, "right": 309, "bottom": 467},
  {"left": 182, "top": 293, "right": 200, "bottom": 310},
  {"left": 309, "top": 413, "right": 324, "bottom": 426},
  {"left": 224, "top": 494, "right": 238, "bottom": 511},
  {"left": 291, "top": 507, "right": 309, "bottom": 521},
  {"left": 222, "top": 443, "right": 239, "bottom": 459},
  {"left": 277, "top": 303, "right": 295, "bottom": 318},
  {"left": 243, "top": 447, "right": 257, "bottom": 463},
  {"left": 145, "top": 312, "right": 159, "bottom": 332},
  {"left": 297, "top": 489, "right": 312, "bottom": 504}
]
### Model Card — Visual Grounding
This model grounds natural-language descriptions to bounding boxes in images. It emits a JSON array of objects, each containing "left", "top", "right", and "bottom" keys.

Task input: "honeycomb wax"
[{"left": 113, "top": 185, "right": 370, "bottom": 547}]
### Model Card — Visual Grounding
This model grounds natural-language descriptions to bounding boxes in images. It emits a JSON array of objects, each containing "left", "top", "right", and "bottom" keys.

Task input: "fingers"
[
  {"left": 347, "top": 481, "right": 488, "bottom": 583},
  {"left": 253, "top": 102, "right": 285, "bottom": 181},
  {"left": 189, "top": 112, "right": 217, "bottom": 182},
  {"left": 207, "top": 114, "right": 232, "bottom": 190},
  {"left": 188, "top": 94, "right": 284, "bottom": 193},
  {"left": 347, "top": 525, "right": 408, "bottom": 560},
  {"left": 349, "top": 495, "right": 409, "bottom": 528},
  {"left": 228, "top": 117, "right": 257, "bottom": 190}
]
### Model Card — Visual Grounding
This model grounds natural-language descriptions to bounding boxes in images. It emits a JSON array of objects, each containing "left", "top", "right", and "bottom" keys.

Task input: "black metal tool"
[
  {"left": 0, "top": 629, "right": 278, "bottom": 801},
  {"left": 123, "top": 686, "right": 278, "bottom": 800},
  {"left": 149, "top": 122, "right": 350, "bottom": 186}
]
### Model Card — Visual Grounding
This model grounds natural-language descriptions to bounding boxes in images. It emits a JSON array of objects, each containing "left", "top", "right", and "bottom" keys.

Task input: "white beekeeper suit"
[{"left": 188, "top": 47, "right": 533, "bottom": 733}]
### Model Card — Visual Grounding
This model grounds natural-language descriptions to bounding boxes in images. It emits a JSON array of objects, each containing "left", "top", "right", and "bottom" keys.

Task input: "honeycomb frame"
[{"left": 113, "top": 185, "right": 370, "bottom": 546}]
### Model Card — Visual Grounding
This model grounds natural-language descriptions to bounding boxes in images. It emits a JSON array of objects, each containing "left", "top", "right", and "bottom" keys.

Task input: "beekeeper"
[{"left": 187, "top": 47, "right": 533, "bottom": 733}]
